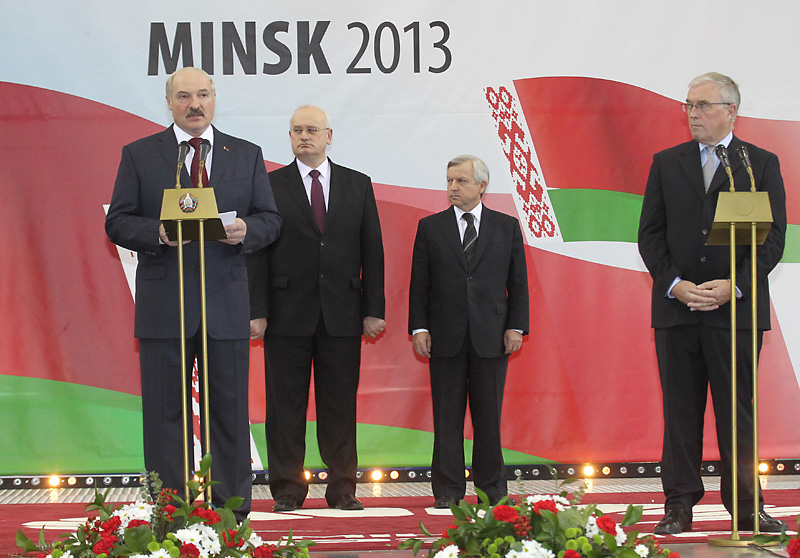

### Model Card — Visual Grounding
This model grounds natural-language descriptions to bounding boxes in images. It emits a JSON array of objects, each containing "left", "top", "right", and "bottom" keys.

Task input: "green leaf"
[
  {"left": 199, "top": 453, "right": 213, "bottom": 476},
  {"left": 16, "top": 529, "right": 42, "bottom": 553},
  {"left": 224, "top": 496, "right": 245, "bottom": 510},
  {"left": 124, "top": 525, "right": 154, "bottom": 553},
  {"left": 621, "top": 504, "right": 643, "bottom": 527},
  {"left": 419, "top": 521, "right": 432, "bottom": 537}
]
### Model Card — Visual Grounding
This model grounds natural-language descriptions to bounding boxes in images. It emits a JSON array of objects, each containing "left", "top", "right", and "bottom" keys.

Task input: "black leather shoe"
[
  {"left": 488, "top": 495, "right": 516, "bottom": 506},
  {"left": 738, "top": 510, "right": 788, "bottom": 533},
  {"left": 272, "top": 495, "right": 299, "bottom": 512},
  {"left": 333, "top": 494, "right": 364, "bottom": 510},
  {"left": 433, "top": 496, "right": 460, "bottom": 509},
  {"left": 654, "top": 508, "right": 692, "bottom": 535}
]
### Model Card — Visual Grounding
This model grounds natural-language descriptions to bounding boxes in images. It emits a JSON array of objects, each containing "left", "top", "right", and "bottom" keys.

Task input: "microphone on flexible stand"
[
  {"left": 715, "top": 144, "right": 735, "bottom": 192},
  {"left": 175, "top": 141, "right": 190, "bottom": 188},
  {"left": 197, "top": 139, "right": 211, "bottom": 188},
  {"left": 737, "top": 145, "right": 756, "bottom": 192}
]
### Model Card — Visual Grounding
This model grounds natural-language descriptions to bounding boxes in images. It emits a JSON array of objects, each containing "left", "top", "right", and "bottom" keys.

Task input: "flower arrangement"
[
  {"left": 755, "top": 516, "right": 800, "bottom": 558},
  {"left": 400, "top": 485, "right": 680, "bottom": 558},
  {"left": 17, "top": 455, "right": 313, "bottom": 558}
]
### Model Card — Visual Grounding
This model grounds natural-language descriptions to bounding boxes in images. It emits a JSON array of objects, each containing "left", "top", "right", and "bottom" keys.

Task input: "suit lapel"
[
  {"left": 440, "top": 206, "right": 468, "bottom": 271},
  {"left": 325, "top": 159, "right": 344, "bottom": 229},
  {"left": 208, "top": 126, "right": 230, "bottom": 188},
  {"left": 156, "top": 126, "right": 193, "bottom": 189},
  {"left": 678, "top": 141, "right": 706, "bottom": 199},
  {"left": 471, "top": 206, "right": 495, "bottom": 268}
]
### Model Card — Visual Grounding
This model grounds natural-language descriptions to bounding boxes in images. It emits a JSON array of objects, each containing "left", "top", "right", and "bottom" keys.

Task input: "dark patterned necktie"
[
  {"left": 188, "top": 137, "right": 209, "bottom": 188},
  {"left": 310, "top": 169, "right": 326, "bottom": 232},
  {"left": 462, "top": 212, "right": 477, "bottom": 265}
]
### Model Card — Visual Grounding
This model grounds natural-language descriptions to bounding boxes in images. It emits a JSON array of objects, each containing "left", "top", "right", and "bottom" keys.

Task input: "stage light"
[
  {"left": 514, "top": 468, "right": 522, "bottom": 477},
  {"left": 408, "top": 471, "right": 417, "bottom": 479},
  {"left": 304, "top": 471, "right": 311, "bottom": 480},
  {"left": 103, "top": 477, "right": 112, "bottom": 485},
  {"left": 637, "top": 466, "right": 645, "bottom": 474},
  {"left": 602, "top": 466, "right": 611, "bottom": 475},
  {"left": 464, "top": 469, "right": 471, "bottom": 478},
  {"left": 619, "top": 467, "right": 628, "bottom": 474},
  {"left": 121, "top": 476, "right": 131, "bottom": 485},
  {"left": 532, "top": 469, "right": 540, "bottom": 476},
  {"left": 583, "top": 466, "right": 594, "bottom": 477},
  {"left": 31, "top": 477, "right": 40, "bottom": 487},
  {"left": 389, "top": 471, "right": 400, "bottom": 480},
  {"left": 13, "top": 478, "right": 22, "bottom": 486},
  {"left": 566, "top": 467, "right": 575, "bottom": 476},
  {"left": 425, "top": 471, "right": 432, "bottom": 478},
  {"left": 706, "top": 464, "right": 715, "bottom": 473},
  {"left": 356, "top": 471, "right": 364, "bottom": 479},
  {"left": 758, "top": 462, "right": 769, "bottom": 473},
  {"left": 48, "top": 476, "right": 60, "bottom": 487},
  {"left": 371, "top": 470, "right": 383, "bottom": 481},
  {"left": 318, "top": 471, "right": 328, "bottom": 481},
  {"left": 795, "top": 463, "right": 800, "bottom": 472},
  {"left": 67, "top": 477, "right": 77, "bottom": 486},
  {"left": 777, "top": 463, "right": 785, "bottom": 472},
  {"left": 86, "top": 477, "right": 95, "bottom": 486},
  {"left": 655, "top": 466, "right": 661, "bottom": 474}
]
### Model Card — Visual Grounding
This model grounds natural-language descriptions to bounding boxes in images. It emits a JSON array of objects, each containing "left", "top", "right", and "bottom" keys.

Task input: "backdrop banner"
[{"left": 1, "top": 1, "right": 798, "bottom": 475}]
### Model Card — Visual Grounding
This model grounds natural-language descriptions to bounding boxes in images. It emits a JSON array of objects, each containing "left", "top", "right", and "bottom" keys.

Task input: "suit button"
[
  {"left": 320, "top": 241, "right": 324, "bottom": 246},
  {"left": 702, "top": 229, "right": 708, "bottom": 235},
  {"left": 700, "top": 256, "right": 707, "bottom": 263},
  {"left": 320, "top": 273, "right": 324, "bottom": 278}
]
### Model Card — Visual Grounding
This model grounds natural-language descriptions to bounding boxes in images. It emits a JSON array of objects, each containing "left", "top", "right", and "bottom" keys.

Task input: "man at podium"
[
  {"left": 638, "top": 72, "right": 787, "bottom": 535},
  {"left": 105, "top": 67, "right": 281, "bottom": 520}
]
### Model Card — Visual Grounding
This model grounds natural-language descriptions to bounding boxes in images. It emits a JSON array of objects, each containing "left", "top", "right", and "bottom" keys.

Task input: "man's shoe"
[
  {"left": 272, "top": 495, "right": 299, "bottom": 512},
  {"left": 333, "top": 494, "right": 364, "bottom": 510},
  {"left": 433, "top": 496, "right": 460, "bottom": 509},
  {"left": 654, "top": 508, "right": 692, "bottom": 535},
  {"left": 738, "top": 511, "right": 788, "bottom": 533},
  {"left": 488, "top": 495, "right": 516, "bottom": 506}
]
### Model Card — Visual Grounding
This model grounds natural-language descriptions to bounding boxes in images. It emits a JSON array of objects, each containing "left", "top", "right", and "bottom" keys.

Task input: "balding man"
[{"left": 248, "top": 105, "right": 385, "bottom": 512}]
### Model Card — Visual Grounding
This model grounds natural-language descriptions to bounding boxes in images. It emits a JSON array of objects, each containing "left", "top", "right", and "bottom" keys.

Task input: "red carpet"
[{"left": 2, "top": 492, "right": 798, "bottom": 556}]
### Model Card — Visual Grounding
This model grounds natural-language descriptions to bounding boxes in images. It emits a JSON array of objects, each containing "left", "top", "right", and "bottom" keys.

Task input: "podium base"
[{"left": 707, "top": 534, "right": 779, "bottom": 547}]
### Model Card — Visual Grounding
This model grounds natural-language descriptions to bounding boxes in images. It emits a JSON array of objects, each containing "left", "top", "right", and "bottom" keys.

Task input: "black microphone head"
[
  {"left": 177, "top": 141, "right": 190, "bottom": 162},
  {"left": 198, "top": 139, "right": 211, "bottom": 161},
  {"left": 715, "top": 144, "right": 730, "bottom": 168},
  {"left": 737, "top": 144, "right": 752, "bottom": 168}
]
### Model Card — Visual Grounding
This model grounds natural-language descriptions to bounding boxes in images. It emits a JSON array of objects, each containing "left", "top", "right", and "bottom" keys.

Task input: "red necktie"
[
  {"left": 188, "top": 137, "right": 209, "bottom": 188},
  {"left": 310, "top": 169, "right": 326, "bottom": 232}
]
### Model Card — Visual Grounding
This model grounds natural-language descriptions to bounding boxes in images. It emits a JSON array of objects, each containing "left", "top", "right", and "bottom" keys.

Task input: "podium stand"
[
  {"left": 160, "top": 168, "right": 224, "bottom": 503},
  {"left": 706, "top": 164, "right": 774, "bottom": 547}
]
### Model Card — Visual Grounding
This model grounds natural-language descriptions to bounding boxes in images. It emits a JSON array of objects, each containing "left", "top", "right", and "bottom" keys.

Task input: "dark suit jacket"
[
  {"left": 638, "top": 136, "right": 786, "bottom": 331},
  {"left": 248, "top": 159, "right": 385, "bottom": 337},
  {"left": 106, "top": 125, "right": 281, "bottom": 340},
  {"left": 408, "top": 205, "right": 529, "bottom": 358}
]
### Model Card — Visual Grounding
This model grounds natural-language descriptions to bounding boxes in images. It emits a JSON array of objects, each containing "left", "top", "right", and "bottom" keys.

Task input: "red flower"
[
  {"left": 190, "top": 507, "right": 221, "bottom": 524},
  {"left": 533, "top": 500, "right": 558, "bottom": 514},
  {"left": 252, "top": 544, "right": 278, "bottom": 558},
  {"left": 164, "top": 504, "right": 177, "bottom": 521},
  {"left": 564, "top": 551, "right": 581, "bottom": 558},
  {"left": 442, "top": 523, "right": 458, "bottom": 539},
  {"left": 180, "top": 542, "right": 200, "bottom": 558},
  {"left": 127, "top": 519, "right": 150, "bottom": 529},
  {"left": 100, "top": 516, "right": 121, "bottom": 533},
  {"left": 596, "top": 515, "right": 617, "bottom": 534},
  {"left": 788, "top": 538, "right": 800, "bottom": 558},
  {"left": 513, "top": 516, "right": 531, "bottom": 537},
  {"left": 92, "top": 532, "right": 118, "bottom": 555},
  {"left": 493, "top": 504, "right": 519, "bottom": 522},
  {"left": 223, "top": 529, "right": 243, "bottom": 547}
]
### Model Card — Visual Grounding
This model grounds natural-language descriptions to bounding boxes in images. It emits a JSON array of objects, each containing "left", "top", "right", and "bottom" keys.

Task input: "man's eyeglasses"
[
  {"left": 290, "top": 127, "right": 330, "bottom": 135},
  {"left": 681, "top": 102, "right": 731, "bottom": 113}
]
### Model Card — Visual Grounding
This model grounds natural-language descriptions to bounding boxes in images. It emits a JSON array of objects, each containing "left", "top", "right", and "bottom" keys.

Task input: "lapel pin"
[{"left": 223, "top": 146, "right": 230, "bottom": 152}]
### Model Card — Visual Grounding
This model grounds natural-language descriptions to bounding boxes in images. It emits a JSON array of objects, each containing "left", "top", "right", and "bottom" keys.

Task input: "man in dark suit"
[
  {"left": 105, "top": 67, "right": 281, "bottom": 519},
  {"left": 247, "top": 105, "right": 385, "bottom": 512},
  {"left": 638, "top": 72, "right": 787, "bottom": 535},
  {"left": 408, "top": 154, "right": 529, "bottom": 508}
]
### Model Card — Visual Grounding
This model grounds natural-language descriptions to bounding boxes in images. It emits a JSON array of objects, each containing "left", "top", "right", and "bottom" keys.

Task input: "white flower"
[
  {"left": 112, "top": 501, "right": 154, "bottom": 531},
  {"left": 175, "top": 524, "right": 221, "bottom": 558},
  {"left": 476, "top": 509, "right": 487, "bottom": 519},
  {"left": 516, "top": 539, "right": 555, "bottom": 558},
  {"left": 247, "top": 532, "right": 264, "bottom": 548},
  {"left": 433, "top": 544, "right": 460, "bottom": 558},
  {"left": 60, "top": 552, "right": 73, "bottom": 558},
  {"left": 585, "top": 515, "right": 599, "bottom": 538},
  {"left": 634, "top": 544, "right": 650, "bottom": 557},
  {"left": 614, "top": 525, "right": 627, "bottom": 546},
  {"left": 149, "top": 551, "right": 172, "bottom": 558}
]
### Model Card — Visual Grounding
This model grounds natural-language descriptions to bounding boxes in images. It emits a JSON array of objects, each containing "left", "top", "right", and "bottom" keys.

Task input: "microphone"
[
  {"left": 715, "top": 144, "right": 735, "bottom": 192},
  {"left": 737, "top": 144, "right": 756, "bottom": 192},
  {"left": 197, "top": 139, "right": 211, "bottom": 188},
  {"left": 175, "top": 141, "right": 190, "bottom": 188}
]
